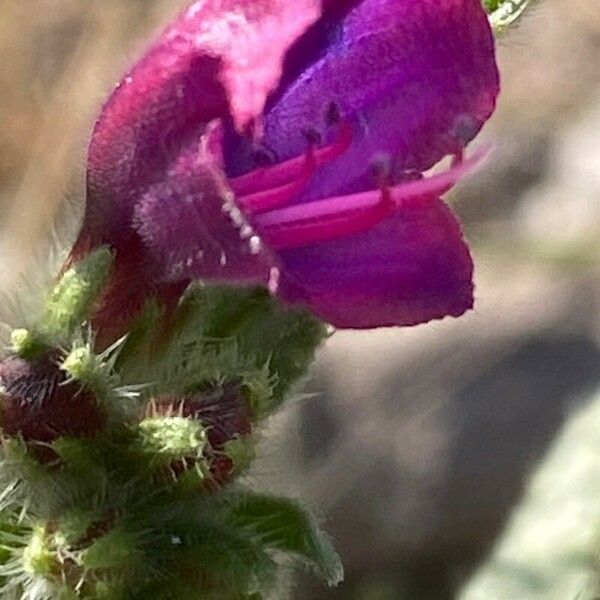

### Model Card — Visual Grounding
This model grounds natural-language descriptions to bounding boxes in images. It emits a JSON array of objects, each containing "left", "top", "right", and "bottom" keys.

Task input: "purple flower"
[{"left": 76, "top": 0, "right": 500, "bottom": 329}]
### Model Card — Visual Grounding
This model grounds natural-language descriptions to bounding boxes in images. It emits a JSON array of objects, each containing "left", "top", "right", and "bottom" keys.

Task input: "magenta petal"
[
  {"left": 263, "top": 0, "right": 499, "bottom": 200},
  {"left": 206, "top": 0, "right": 322, "bottom": 130},
  {"left": 133, "top": 157, "right": 273, "bottom": 284},
  {"left": 276, "top": 197, "right": 474, "bottom": 328},
  {"left": 84, "top": 0, "right": 321, "bottom": 247}
]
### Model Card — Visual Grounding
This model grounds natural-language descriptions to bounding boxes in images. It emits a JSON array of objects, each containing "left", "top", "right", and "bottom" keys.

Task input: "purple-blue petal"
[
  {"left": 261, "top": 0, "right": 499, "bottom": 200},
  {"left": 276, "top": 196, "right": 474, "bottom": 328}
]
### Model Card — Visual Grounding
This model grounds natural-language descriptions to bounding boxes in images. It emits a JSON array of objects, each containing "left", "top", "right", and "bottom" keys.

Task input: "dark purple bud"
[
  {"left": 0, "top": 355, "right": 106, "bottom": 447},
  {"left": 149, "top": 382, "right": 251, "bottom": 485}
]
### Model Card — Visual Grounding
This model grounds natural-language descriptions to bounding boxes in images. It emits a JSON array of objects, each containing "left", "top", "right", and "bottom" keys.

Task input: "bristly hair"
[{"left": 0, "top": 192, "right": 83, "bottom": 338}]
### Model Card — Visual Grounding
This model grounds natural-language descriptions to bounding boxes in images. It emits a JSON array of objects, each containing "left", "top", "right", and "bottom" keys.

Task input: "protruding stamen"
[
  {"left": 259, "top": 188, "right": 394, "bottom": 250},
  {"left": 231, "top": 121, "right": 352, "bottom": 197},
  {"left": 237, "top": 176, "right": 310, "bottom": 215},
  {"left": 255, "top": 148, "right": 490, "bottom": 250}
]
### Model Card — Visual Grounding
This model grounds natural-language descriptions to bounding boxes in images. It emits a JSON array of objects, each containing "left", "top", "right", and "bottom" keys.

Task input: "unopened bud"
[
  {"left": 23, "top": 526, "right": 56, "bottom": 576},
  {"left": 9, "top": 328, "right": 44, "bottom": 359},
  {"left": 150, "top": 382, "right": 252, "bottom": 484},
  {"left": 138, "top": 416, "right": 206, "bottom": 461},
  {"left": 0, "top": 355, "right": 105, "bottom": 447},
  {"left": 42, "top": 246, "right": 113, "bottom": 341}
]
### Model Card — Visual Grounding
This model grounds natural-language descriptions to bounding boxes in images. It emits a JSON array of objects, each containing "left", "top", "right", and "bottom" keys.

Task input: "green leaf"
[
  {"left": 131, "top": 498, "right": 277, "bottom": 594},
  {"left": 171, "top": 520, "right": 277, "bottom": 594},
  {"left": 178, "top": 285, "right": 327, "bottom": 413},
  {"left": 117, "top": 285, "right": 327, "bottom": 418},
  {"left": 221, "top": 492, "right": 343, "bottom": 587},
  {"left": 83, "top": 527, "right": 149, "bottom": 578}
]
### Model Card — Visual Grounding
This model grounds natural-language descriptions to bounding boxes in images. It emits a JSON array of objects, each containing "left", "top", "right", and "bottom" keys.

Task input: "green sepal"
[
  {"left": 59, "top": 338, "right": 141, "bottom": 426},
  {"left": 134, "top": 415, "right": 208, "bottom": 475},
  {"left": 223, "top": 436, "right": 255, "bottom": 478},
  {"left": 41, "top": 247, "right": 113, "bottom": 343},
  {"left": 117, "top": 285, "right": 327, "bottom": 419},
  {"left": 179, "top": 286, "right": 327, "bottom": 410},
  {"left": 83, "top": 528, "right": 145, "bottom": 572}
]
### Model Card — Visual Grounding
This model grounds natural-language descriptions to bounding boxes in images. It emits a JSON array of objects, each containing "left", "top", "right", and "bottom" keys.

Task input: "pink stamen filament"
[
  {"left": 231, "top": 122, "right": 352, "bottom": 198},
  {"left": 253, "top": 148, "right": 489, "bottom": 250},
  {"left": 259, "top": 199, "right": 393, "bottom": 250},
  {"left": 236, "top": 176, "right": 310, "bottom": 215}
]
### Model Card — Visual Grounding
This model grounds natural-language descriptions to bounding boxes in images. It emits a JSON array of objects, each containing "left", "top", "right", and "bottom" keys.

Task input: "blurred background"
[{"left": 1, "top": 1, "right": 599, "bottom": 598}]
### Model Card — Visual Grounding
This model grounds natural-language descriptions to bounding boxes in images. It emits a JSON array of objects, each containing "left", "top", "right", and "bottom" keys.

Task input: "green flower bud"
[
  {"left": 61, "top": 344, "right": 113, "bottom": 399},
  {"left": 42, "top": 247, "right": 113, "bottom": 341},
  {"left": 137, "top": 415, "right": 207, "bottom": 471},
  {"left": 9, "top": 328, "right": 45, "bottom": 359},
  {"left": 23, "top": 526, "right": 56, "bottom": 576}
]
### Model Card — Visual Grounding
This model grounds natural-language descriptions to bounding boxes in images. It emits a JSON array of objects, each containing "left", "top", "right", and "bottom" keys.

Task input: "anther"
[
  {"left": 369, "top": 153, "right": 392, "bottom": 187},
  {"left": 325, "top": 101, "right": 342, "bottom": 126},
  {"left": 302, "top": 127, "right": 322, "bottom": 146},
  {"left": 251, "top": 146, "right": 278, "bottom": 167},
  {"left": 451, "top": 114, "right": 478, "bottom": 148}
]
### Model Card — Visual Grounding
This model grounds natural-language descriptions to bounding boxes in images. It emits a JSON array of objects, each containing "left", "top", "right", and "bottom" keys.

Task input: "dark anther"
[
  {"left": 451, "top": 114, "right": 479, "bottom": 147},
  {"left": 302, "top": 126, "right": 322, "bottom": 145},
  {"left": 397, "top": 168, "right": 423, "bottom": 183},
  {"left": 325, "top": 101, "right": 342, "bottom": 126},
  {"left": 369, "top": 153, "right": 392, "bottom": 183},
  {"left": 251, "top": 145, "right": 278, "bottom": 167}
]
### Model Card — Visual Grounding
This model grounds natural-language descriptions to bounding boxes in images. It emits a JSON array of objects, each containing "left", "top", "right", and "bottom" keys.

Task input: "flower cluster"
[{"left": 0, "top": 1, "right": 501, "bottom": 598}]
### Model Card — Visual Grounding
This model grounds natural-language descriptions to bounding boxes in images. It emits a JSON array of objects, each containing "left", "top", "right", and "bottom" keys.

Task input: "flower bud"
[
  {"left": 9, "top": 329, "right": 45, "bottom": 359},
  {"left": 22, "top": 526, "right": 57, "bottom": 576},
  {"left": 43, "top": 247, "right": 113, "bottom": 342},
  {"left": 0, "top": 354, "right": 106, "bottom": 446},
  {"left": 136, "top": 415, "right": 207, "bottom": 476},
  {"left": 150, "top": 382, "right": 252, "bottom": 484}
]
